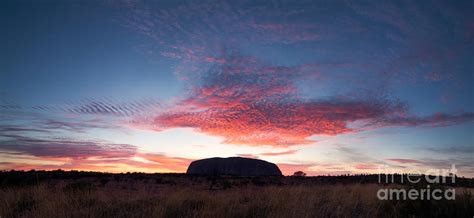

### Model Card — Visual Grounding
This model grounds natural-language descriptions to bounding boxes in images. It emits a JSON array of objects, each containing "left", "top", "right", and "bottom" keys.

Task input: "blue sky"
[{"left": 1, "top": 0, "right": 473, "bottom": 176}]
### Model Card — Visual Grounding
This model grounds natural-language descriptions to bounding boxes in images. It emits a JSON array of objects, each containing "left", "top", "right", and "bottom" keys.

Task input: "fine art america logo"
[{"left": 377, "top": 165, "right": 457, "bottom": 201}]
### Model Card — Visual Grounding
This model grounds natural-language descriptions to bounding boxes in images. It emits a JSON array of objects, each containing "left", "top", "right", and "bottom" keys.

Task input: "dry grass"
[{"left": 0, "top": 175, "right": 472, "bottom": 217}]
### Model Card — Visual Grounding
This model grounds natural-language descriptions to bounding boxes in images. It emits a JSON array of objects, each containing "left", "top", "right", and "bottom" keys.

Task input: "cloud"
[
  {"left": 140, "top": 53, "right": 410, "bottom": 147},
  {"left": 119, "top": 0, "right": 472, "bottom": 87},
  {"left": 136, "top": 153, "right": 193, "bottom": 172},
  {"left": 332, "top": 144, "right": 389, "bottom": 167},
  {"left": 385, "top": 159, "right": 424, "bottom": 164},
  {"left": 377, "top": 113, "right": 474, "bottom": 127},
  {"left": 0, "top": 135, "right": 137, "bottom": 160},
  {"left": 348, "top": 0, "right": 473, "bottom": 84},
  {"left": 0, "top": 154, "right": 192, "bottom": 173},
  {"left": 1, "top": 97, "right": 162, "bottom": 119},
  {"left": 0, "top": 98, "right": 163, "bottom": 136},
  {"left": 38, "top": 119, "right": 119, "bottom": 133},
  {"left": 65, "top": 98, "right": 161, "bottom": 116},
  {"left": 0, "top": 125, "right": 51, "bottom": 134},
  {"left": 127, "top": 52, "right": 474, "bottom": 147},
  {"left": 236, "top": 149, "right": 298, "bottom": 158},
  {"left": 0, "top": 133, "right": 193, "bottom": 173},
  {"left": 354, "top": 163, "right": 380, "bottom": 170},
  {"left": 259, "top": 149, "right": 299, "bottom": 156},
  {"left": 237, "top": 154, "right": 259, "bottom": 159},
  {"left": 119, "top": 0, "right": 322, "bottom": 49},
  {"left": 111, "top": 2, "right": 472, "bottom": 148},
  {"left": 381, "top": 155, "right": 474, "bottom": 177},
  {"left": 245, "top": 21, "right": 320, "bottom": 43},
  {"left": 425, "top": 146, "right": 474, "bottom": 154}
]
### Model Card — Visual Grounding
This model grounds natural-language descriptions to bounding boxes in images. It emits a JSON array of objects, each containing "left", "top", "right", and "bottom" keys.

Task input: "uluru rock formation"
[{"left": 186, "top": 157, "right": 282, "bottom": 176}]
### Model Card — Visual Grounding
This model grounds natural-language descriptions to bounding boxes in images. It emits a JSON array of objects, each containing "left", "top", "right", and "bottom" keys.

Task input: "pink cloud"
[
  {"left": 354, "top": 163, "right": 380, "bottom": 170},
  {"left": 136, "top": 53, "right": 415, "bottom": 147},
  {"left": 126, "top": 52, "right": 474, "bottom": 147},
  {"left": 259, "top": 150, "right": 299, "bottom": 156},
  {"left": 237, "top": 154, "right": 259, "bottom": 159}
]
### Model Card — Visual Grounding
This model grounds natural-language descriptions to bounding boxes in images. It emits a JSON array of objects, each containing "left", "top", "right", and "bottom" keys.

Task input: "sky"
[{"left": 1, "top": 0, "right": 473, "bottom": 176}]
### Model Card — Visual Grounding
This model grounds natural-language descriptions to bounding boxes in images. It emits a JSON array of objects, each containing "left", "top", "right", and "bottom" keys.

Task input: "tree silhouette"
[{"left": 293, "top": 171, "right": 306, "bottom": 177}]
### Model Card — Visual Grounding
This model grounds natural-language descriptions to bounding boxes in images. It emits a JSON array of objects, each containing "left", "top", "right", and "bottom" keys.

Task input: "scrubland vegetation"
[{"left": 0, "top": 171, "right": 472, "bottom": 218}]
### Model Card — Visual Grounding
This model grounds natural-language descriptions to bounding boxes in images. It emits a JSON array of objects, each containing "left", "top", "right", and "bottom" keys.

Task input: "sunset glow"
[{"left": 1, "top": 0, "right": 473, "bottom": 177}]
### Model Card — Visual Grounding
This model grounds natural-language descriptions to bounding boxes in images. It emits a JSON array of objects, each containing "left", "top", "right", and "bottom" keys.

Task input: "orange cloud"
[
  {"left": 0, "top": 153, "right": 193, "bottom": 173},
  {"left": 136, "top": 153, "right": 193, "bottom": 172}
]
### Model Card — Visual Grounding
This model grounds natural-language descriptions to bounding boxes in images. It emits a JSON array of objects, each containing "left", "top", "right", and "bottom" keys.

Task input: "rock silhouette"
[{"left": 186, "top": 157, "right": 282, "bottom": 176}]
